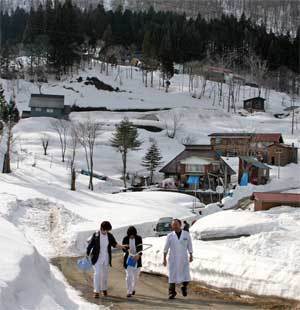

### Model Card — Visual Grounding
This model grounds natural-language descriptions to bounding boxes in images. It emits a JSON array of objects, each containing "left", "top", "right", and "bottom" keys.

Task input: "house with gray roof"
[{"left": 29, "top": 94, "right": 70, "bottom": 119}]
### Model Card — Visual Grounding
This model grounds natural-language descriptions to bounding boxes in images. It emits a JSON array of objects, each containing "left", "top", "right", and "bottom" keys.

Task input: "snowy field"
[{"left": 0, "top": 63, "right": 300, "bottom": 308}]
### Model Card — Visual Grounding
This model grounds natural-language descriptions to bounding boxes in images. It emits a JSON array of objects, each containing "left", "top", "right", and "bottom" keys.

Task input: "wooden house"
[
  {"left": 252, "top": 192, "right": 300, "bottom": 211},
  {"left": 159, "top": 145, "right": 235, "bottom": 190},
  {"left": 243, "top": 97, "right": 265, "bottom": 113},
  {"left": 204, "top": 66, "right": 233, "bottom": 83},
  {"left": 29, "top": 94, "right": 70, "bottom": 119},
  {"left": 209, "top": 132, "right": 283, "bottom": 159},
  {"left": 267, "top": 143, "right": 298, "bottom": 166},
  {"left": 238, "top": 156, "right": 270, "bottom": 185}
]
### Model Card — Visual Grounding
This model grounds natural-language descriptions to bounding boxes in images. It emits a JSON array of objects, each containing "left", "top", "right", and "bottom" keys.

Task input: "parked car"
[{"left": 154, "top": 217, "right": 173, "bottom": 237}]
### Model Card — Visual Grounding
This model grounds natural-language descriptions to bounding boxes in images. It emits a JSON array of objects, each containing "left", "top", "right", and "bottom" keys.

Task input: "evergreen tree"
[
  {"left": 142, "top": 139, "right": 163, "bottom": 184},
  {"left": 110, "top": 118, "right": 142, "bottom": 188}
]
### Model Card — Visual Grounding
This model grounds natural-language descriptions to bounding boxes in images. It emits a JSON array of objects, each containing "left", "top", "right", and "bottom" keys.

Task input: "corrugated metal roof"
[
  {"left": 240, "top": 156, "right": 270, "bottom": 169},
  {"left": 209, "top": 132, "right": 283, "bottom": 143},
  {"left": 29, "top": 94, "right": 64, "bottom": 109},
  {"left": 253, "top": 192, "right": 300, "bottom": 203}
]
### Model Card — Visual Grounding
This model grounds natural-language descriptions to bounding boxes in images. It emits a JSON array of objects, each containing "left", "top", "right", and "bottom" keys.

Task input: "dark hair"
[
  {"left": 127, "top": 226, "right": 137, "bottom": 237},
  {"left": 101, "top": 221, "right": 112, "bottom": 231},
  {"left": 172, "top": 218, "right": 182, "bottom": 226}
]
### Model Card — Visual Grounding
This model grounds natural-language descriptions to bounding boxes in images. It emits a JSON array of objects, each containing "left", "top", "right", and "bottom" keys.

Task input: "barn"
[{"left": 243, "top": 97, "right": 265, "bottom": 113}]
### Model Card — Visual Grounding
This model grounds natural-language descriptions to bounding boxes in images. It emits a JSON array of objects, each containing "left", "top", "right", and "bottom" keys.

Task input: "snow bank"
[
  {"left": 142, "top": 207, "right": 300, "bottom": 301},
  {"left": 190, "top": 209, "right": 276, "bottom": 240},
  {"left": 222, "top": 163, "right": 300, "bottom": 210},
  {"left": 0, "top": 217, "right": 99, "bottom": 310}
]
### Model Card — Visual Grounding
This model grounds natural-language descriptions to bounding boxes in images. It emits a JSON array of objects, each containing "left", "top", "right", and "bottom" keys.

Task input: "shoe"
[
  {"left": 132, "top": 291, "right": 136, "bottom": 296},
  {"left": 181, "top": 286, "right": 187, "bottom": 297},
  {"left": 93, "top": 292, "right": 100, "bottom": 299},
  {"left": 168, "top": 292, "right": 177, "bottom": 299},
  {"left": 127, "top": 293, "right": 132, "bottom": 298},
  {"left": 102, "top": 291, "right": 108, "bottom": 296}
]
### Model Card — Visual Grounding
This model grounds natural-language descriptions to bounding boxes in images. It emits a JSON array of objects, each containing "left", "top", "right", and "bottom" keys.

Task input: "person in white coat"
[
  {"left": 163, "top": 218, "right": 193, "bottom": 299},
  {"left": 86, "top": 221, "right": 127, "bottom": 298},
  {"left": 122, "top": 226, "right": 143, "bottom": 298}
]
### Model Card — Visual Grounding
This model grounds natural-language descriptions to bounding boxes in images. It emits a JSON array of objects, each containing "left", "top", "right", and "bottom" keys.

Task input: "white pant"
[
  {"left": 126, "top": 267, "right": 140, "bottom": 294},
  {"left": 93, "top": 262, "right": 109, "bottom": 292}
]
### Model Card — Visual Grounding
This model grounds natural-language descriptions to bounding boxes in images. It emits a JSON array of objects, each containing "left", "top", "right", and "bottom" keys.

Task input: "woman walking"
[
  {"left": 122, "top": 226, "right": 143, "bottom": 297},
  {"left": 87, "top": 221, "right": 127, "bottom": 298}
]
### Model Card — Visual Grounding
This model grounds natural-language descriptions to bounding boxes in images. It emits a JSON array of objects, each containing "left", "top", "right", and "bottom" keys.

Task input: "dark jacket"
[
  {"left": 183, "top": 222, "right": 190, "bottom": 232},
  {"left": 122, "top": 235, "right": 143, "bottom": 269},
  {"left": 86, "top": 231, "right": 117, "bottom": 266}
]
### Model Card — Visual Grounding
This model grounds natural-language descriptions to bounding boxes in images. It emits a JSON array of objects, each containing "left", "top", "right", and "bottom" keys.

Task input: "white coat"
[{"left": 164, "top": 230, "right": 193, "bottom": 284}]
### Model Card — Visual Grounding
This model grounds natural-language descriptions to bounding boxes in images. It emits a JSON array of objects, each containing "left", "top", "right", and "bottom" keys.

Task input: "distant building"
[
  {"left": 243, "top": 96, "right": 265, "bottom": 113},
  {"left": 252, "top": 192, "right": 300, "bottom": 211},
  {"left": 209, "top": 132, "right": 283, "bottom": 158},
  {"left": 28, "top": 94, "right": 70, "bottom": 119},
  {"left": 204, "top": 66, "right": 233, "bottom": 83},
  {"left": 238, "top": 156, "right": 270, "bottom": 185},
  {"left": 267, "top": 143, "right": 298, "bottom": 166}
]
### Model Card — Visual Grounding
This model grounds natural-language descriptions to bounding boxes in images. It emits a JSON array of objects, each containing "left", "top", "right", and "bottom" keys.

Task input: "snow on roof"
[
  {"left": 180, "top": 156, "right": 212, "bottom": 165},
  {"left": 240, "top": 156, "right": 271, "bottom": 169},
  {"left": 29, "top": 94, "right": 65, "bottom": 109},
  {"left": 221, "top": 156, "right": 239, "bottom": 173}
]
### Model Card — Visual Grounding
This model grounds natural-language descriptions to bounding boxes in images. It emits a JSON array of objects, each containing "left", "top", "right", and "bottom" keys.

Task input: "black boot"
[
  {"left": 181, "top": 282, "right": 188, "bottom": 297},
  {"left": 169, "top": 283, "right": 177, "bottom": 299}
]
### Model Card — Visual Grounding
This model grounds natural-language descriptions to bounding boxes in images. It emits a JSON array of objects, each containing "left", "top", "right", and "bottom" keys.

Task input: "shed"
[
  {"left": 252, "top": 192, "right": 300, "bottom": 211},
  {"left": 243, "top": 97, "right": 265, "bottom": 113},
  {"left": 267, "top": 143, "right": 298, "bottom": 166},
  {"left": 29, "top": 94, "right": 70, "bottom": 119},
  {"left": 238, "top": 156, "right": 270, "bottom": 185}
]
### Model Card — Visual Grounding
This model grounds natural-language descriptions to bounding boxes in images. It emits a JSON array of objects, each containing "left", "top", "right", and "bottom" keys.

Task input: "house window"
[
  {"left": 215, "top": 137, "right": 222, "bottom": 144},
  {"left": 186, "top": 164, "right": 205, "bottom": 173},
  {"left": 46, "top": 108, "right": 54, "bottom": 113},
  {"left": 35, "top": 107, "right": 42, "bottom": 112}
]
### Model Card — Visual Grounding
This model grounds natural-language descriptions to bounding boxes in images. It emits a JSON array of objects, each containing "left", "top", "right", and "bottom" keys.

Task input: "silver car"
[{"left": 154, "top": 217, "right": 173, "bottom": 237}]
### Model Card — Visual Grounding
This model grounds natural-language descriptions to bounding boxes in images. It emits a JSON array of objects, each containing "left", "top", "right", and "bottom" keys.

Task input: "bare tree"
[
  {"left": 75, "top": 119, "right": 101, "bottom": 191},
  {"left": 51, "top": 119, "right": 69, "bottom": 162},
  {"left": 163, "top": 111, "right": 182, "bottom": 139},
  {"left": 69, "top": 124, "right": 78, "bottom": 191},
  {"left": 246, "top": 51, "right": 268, "bottom": 97},
  {"left": 40, "top": 133, "right": 50, "bottom": 155}
]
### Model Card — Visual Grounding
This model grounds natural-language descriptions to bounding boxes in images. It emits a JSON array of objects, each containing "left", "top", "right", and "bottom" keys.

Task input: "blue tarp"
[
  {"left": 240, "top": 172, "right": 249, "bottom": 186},
  {"left": 187, "top": 176, "right": 200, "bottom": 185}
]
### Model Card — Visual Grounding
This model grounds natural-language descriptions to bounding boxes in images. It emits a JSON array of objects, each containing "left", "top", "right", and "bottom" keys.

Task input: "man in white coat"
[{"left": 163, "top": 218, "right": 193, "bottom": 299}]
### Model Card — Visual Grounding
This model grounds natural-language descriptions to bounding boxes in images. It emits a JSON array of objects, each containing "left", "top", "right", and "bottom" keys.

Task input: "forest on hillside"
[{"left": 1, "top": 1, "right": 299, "bottom": 93}]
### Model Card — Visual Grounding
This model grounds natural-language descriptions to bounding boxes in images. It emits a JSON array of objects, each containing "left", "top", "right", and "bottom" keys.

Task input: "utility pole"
[{"left": 276, "top": 150, "right": 282, "bottom": 179}]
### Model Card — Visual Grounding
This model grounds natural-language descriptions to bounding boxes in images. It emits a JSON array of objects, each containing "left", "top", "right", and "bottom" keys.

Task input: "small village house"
[
  {"left": 252, "top": 192, "right": 300, "bottom": 211},
  {"left": 267, "top": 143, "right": 298, "bottom": 166},
  {"left": 29, "top": 94, "right": 70, "bottom": 119},
  {"left": 238, "top": 156, "right": 270, "bottom": 185},
  {"left": 159, "top": 145, "right": 235, "bottom": 191},
  {"left": 204, "top": 66, "right": 233, "bottom": 83},
  {"left": 209, "top": 132, "right": 284, "bottom": 159},
  {"left": 243, "top": 96, "right": 265, "bottom": 113}
]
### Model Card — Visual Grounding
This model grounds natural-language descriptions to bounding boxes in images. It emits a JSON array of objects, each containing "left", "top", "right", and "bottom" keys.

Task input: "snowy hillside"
[{"left": 0, "top": 61, "right": 300, "bottom": 308}]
